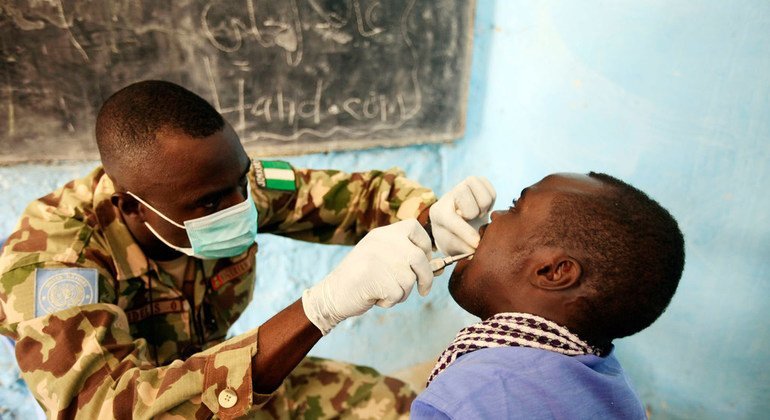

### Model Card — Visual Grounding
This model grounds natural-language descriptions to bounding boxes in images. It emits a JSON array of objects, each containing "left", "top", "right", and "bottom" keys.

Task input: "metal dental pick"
[{"left": 430, "top": 252, "right": 474, "bottom": 275}]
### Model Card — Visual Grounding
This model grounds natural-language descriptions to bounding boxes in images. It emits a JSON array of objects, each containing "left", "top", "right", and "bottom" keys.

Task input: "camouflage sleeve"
[
  {"left": 250, "top": 161, "right": 437, "bottom": 245},
  {"left": 0, "top": 263, "right": 270, "bottom": 419}
]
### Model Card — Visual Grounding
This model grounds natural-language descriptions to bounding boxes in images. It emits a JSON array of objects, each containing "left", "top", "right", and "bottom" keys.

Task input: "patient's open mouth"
[{"left": 478, "top": 223, "right": 489, "bottom": 242}]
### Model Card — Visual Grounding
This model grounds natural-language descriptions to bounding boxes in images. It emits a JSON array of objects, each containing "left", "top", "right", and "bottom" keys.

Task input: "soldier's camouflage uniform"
[{"left": 0, "top": 162, "right": 436, "bottom": 419}]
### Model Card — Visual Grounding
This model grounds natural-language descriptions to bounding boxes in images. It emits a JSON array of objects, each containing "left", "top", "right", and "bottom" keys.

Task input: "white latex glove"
[
  {"left": 430, "top": 176, "right": 496, "bottom": 256},
  {"left": 301, "top": 219, "right": 433, "bottom": 335}
]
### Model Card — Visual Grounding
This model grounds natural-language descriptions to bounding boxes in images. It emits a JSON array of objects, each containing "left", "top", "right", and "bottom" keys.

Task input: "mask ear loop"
[
  {"left": 126, "top": 191, "right": 195, "bottom": 256},
  {"left": 143, "top": 222, "right": 195, "bottom": 256},
  {"left": 125, "top": 192, "right": 186, "bottom": 229}
]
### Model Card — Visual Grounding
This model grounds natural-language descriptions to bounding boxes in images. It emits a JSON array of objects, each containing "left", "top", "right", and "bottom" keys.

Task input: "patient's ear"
[{"left": 530, "top": 251, "right": 582, "bottom": 290}]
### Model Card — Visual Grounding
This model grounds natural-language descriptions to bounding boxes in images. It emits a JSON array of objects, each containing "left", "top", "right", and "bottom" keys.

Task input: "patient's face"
[{"left": 448, "top": 173, "right": 605, "bottom": 318}]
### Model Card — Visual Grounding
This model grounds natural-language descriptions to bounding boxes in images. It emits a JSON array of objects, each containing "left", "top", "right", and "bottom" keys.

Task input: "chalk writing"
[
  {"left": 201, "top": 0, "right": 386, "bottom": 66},
  {"left": 205, "top": 66, "right": 423, "bottom": 143},
  {"left": 0, "top": 0, "right": 474, "bottom": 161}
]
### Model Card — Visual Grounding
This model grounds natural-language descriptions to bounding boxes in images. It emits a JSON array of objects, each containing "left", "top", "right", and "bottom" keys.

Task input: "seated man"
[{"left": 412, "top": 172, "right": 685, "bottom": 419}]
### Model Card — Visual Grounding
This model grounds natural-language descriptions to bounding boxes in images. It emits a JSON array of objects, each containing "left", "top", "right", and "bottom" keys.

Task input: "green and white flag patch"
[{"left": 254, "top": 160, "right": 297, "bottom": 191}]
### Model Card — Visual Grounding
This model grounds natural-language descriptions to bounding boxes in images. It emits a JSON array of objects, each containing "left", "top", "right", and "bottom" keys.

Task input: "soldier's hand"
[
  {"left": 430, "top": 176, "right": 496, "bottom": 256},
  {"left": 301, "top": 219, "right": 432, "bottom": 335}
]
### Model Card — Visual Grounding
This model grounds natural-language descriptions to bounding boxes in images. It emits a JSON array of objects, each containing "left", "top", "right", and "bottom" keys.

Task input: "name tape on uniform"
[
  {"left": 34, "top": 268, "right": 99, "bottom": 317},
  {"left": 125, "top": 298, "right": 189, "bottom": 324},
  {"left": 210, "top": 247, "right": 256, "bottom": 291}
]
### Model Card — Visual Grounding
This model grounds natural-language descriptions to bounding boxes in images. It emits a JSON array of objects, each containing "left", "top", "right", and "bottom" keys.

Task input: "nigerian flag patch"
[{"left": 254, "top": 160, "right": 297, "bottom": 191}]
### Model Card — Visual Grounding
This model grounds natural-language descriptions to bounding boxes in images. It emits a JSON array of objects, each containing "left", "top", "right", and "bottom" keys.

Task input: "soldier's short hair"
[
  {"left": 95, "top": 80, "right": 224, "bottom": 178},
  {"left": 539, "top": 172, "right": 685, "bottom": 341}
]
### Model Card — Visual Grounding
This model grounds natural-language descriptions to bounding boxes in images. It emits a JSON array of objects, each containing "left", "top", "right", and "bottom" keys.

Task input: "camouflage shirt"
[{"left": 0, "top": 161, "right": 436, "bottom": 419}]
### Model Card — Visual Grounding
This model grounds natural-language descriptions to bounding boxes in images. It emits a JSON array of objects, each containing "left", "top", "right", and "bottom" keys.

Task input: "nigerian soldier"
[{"left": 0, "top": 80, "right": 496, "bottom": 419}]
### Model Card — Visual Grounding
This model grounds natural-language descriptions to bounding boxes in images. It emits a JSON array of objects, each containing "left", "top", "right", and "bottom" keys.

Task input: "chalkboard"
[{"left": 0, "top": 0, "right": 475, "bottom": 163}]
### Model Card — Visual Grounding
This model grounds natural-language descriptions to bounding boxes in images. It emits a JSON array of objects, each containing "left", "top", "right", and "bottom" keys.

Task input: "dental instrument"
[{"left": 430, "top": 252, "right": 474, "bottom": 275}]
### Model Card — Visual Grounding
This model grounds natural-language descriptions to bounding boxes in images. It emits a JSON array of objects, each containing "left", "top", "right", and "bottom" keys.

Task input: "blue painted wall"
[{"left": 1, "top": 1, "right": 768, "bottom": 418}]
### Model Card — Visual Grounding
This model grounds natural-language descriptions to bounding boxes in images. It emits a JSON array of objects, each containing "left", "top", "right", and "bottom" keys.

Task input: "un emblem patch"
[{"left": 34, "top": 268, "right": 98, "bottom": 317}]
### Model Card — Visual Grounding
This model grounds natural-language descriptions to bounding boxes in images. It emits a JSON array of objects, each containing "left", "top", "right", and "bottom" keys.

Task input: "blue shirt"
[{"left": 411, "top": 346, "right": 646, "bottom": 419}]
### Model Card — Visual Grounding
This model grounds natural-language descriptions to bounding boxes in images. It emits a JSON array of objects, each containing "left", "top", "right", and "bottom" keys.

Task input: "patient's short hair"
[
  {"left": 95, "top": 80, "right": 224, "bottom": 175},
  {"left": 541, "top": 172, "right": 685, "bottom": 340}
]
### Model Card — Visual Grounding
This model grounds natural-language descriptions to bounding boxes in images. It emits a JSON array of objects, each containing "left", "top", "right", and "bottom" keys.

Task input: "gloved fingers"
[
  {"left": 439, "top": 236, "right": 476, "bottom": 256},
  {"left": 466, "top": 176, "right": 496, "bottom": 213},
  {"left": 468, "top": 214, "right": 490, "bottom": 231},
  {"left": 414, "top": 259, "right": 434, "bottom": 296},
  {"left": 454, "top": 183, "right": 483, "bottom": 220},
  {"left": 302, "top": 218, "right": 435, "bottom": 334},
  {"left": 400, "top": 281, "right": 415, "bottom": 303},
  {"left": 375, "top": 298, "right": 397, "bottom": 308},
  {"left": 404, "top": 219, "right": 433, "bottom": 256},
  {"left": 437, "top": 213, "right": 481, "bottom": 252},
  {"left": 396, "top": 257, "right": 419, "bottom": 303},
  {"left": 479, "top": 176, "right": 497, "bottom": 206},
  {"left": 405, "top": 246, "right": 434, "bottom": 296},
  {"left": 374, "top": 271, "right": 414, "bottom": 307},
  {"left": 382, "top": 220, "right": 431, "bottom": 254}
]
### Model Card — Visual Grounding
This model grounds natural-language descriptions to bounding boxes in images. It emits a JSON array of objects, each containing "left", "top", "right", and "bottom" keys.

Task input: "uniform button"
[{"left": 218, "top": 388, "right": 238, "bottom": 409}]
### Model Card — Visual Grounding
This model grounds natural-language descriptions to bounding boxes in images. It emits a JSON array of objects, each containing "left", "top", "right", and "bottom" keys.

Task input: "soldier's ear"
[{"left": 111, "top": 193, "right": 141, "bottom": 217}]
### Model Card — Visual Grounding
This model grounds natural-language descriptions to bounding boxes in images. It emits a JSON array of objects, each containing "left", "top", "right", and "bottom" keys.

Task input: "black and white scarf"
[{"left": 427, "top": 312, "right": 604, "bottom": 386}]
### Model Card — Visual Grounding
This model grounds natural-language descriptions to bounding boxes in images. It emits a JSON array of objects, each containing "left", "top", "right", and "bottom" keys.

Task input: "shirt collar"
[{"left": 92, "top": 168, "right": 151, "bottom": 280}]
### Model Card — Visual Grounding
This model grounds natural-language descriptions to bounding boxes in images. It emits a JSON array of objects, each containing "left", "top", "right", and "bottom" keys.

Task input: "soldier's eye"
[{"left": 202, "top": 199, "right": 220, "bottom": 210}]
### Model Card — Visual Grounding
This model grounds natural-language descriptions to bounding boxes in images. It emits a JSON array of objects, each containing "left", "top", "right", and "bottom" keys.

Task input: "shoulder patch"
[
  {"left": 254, "top": 160, "right": 297, "bottom": 192},
  {"left": 34, "top": 268, "right": 98, "bottom": 317}
]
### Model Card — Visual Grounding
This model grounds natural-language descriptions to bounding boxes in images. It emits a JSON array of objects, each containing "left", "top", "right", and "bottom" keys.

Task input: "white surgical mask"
[{"left": 127, "top": 188, "right": 258, "bottom": 259}]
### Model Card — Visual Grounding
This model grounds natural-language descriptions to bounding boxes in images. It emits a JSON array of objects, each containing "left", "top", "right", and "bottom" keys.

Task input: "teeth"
[{"left": 468, "top": 255, "right": 474, "bottom": 260}]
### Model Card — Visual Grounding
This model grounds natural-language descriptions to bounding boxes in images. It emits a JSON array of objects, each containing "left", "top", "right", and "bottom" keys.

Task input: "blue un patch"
[{"left": 34, "top": 268, "right": 98, "bottom": 317}]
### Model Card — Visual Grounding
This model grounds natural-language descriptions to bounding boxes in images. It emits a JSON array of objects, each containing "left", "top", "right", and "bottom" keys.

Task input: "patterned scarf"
[{"left": 427, "top": 312, "right": 604, "bottom": 386}]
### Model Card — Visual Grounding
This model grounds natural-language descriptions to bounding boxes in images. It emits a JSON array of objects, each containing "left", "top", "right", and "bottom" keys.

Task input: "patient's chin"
[
  {"left": 447, "top": 264, "right": 469, "bottom": 306},
  {"left": 448, "top": 275, "right": 482, "bottom": 318},
  {"left": 448, "top": 259, "right": 486, "bottom": 317},
  {"left": 447, "top": 269, "right": 462, "bottom": 300}
]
